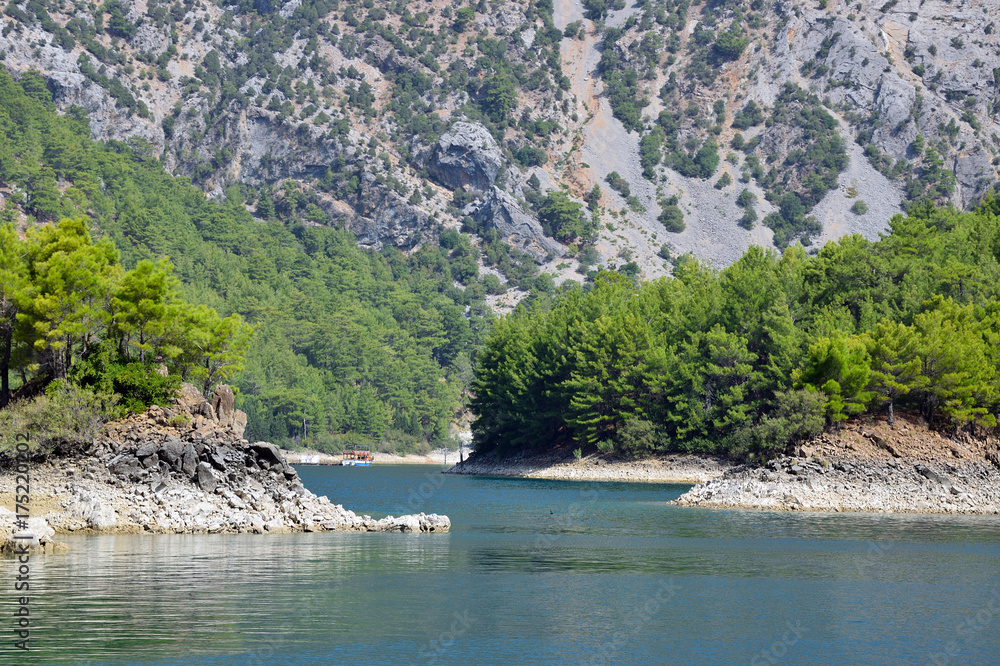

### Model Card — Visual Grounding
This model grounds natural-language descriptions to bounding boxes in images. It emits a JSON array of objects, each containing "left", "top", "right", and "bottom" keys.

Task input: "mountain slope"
[{"left": 3, "top": 0, "right": 999, "bottom": 284}]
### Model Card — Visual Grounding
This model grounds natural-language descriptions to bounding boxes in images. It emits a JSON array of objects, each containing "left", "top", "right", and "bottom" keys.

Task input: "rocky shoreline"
[
  {"left": 447, "top": 416, "right": 1000, "bottom": 515},
  {"left": 444, "top": 448, "right": 727, "bottom": 483},
  {"left": 674, "top": 418, "right": 1000, "bottom": 514},
  {"left": 1, "top": 384, "right": 449, "bottom": 554}
]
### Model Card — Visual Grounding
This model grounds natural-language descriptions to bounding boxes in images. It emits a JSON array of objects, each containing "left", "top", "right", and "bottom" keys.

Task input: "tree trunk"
[
  {"left": 64, "top": 337, "right": 73, "bottom": 377},
  {"left": 888, "top": 399, "right": 894, "bottom": 426},
  {"left": 0, "top": 326, "right": 11, "bottom": 408},
  {"left": 50, "top": 347, "right": 63, "bottom": 380}
]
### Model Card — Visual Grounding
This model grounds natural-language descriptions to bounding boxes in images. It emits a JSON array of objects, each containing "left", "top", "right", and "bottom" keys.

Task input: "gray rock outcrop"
[
  {"left": 211, "top": 385, "right": 236, "bottom": 428},
  {"left": 343, "top": 168, "right": 436, "bottom": 251},
  {"left": 0, "top": 382, "right": 451, "bottom": 542},
  {"left": 870, "top": 73, "right": 918, "bottom": 159},
  {"left": 429, "top": 122, "right": 503, "bottom": 193},
  {"left": 0, "top": 515, "right": 64, "bottom": 555},
  {"left": 466, "top": 187, "right": 564, "bottom": 262}
]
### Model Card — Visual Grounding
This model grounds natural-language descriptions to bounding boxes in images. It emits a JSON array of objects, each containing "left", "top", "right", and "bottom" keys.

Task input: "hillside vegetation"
[
  {"left": 5, "top": 0, "right": 1000, "bottom": 453},
  {"left": 0, "top": 70, "right": 487, "bottom": 453}
]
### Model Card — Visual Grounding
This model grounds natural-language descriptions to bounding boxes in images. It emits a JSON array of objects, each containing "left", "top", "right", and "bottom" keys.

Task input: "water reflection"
[{"left": 1, "top": 533, "right": 456, "bottom": 663}]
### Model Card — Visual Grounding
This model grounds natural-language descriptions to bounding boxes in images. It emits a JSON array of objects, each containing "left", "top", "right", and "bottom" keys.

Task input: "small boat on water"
[{"left": 341, "top": 445, "right": 374, "bottom": 466}]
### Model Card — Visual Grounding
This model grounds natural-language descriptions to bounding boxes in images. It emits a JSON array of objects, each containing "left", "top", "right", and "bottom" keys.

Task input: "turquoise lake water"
[{"left": 3, "top": 464, "right": 1000, "bottom": 664}]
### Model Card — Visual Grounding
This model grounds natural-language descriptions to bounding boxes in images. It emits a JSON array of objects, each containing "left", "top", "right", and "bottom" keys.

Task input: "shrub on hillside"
[{"left": 0, "top": 382, "right": 116, "bottom": 454}]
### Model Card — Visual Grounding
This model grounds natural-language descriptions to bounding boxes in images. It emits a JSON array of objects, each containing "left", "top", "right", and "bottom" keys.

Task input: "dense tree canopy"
[
  {"left": 0, "top": 217, "right": 252, "bottom": 414},
  {"left": 538, "top": 191, "right": 590, "bottom": 243},
  {"left": 472, "top": 200, "right": 1000, "bottom": 459}
]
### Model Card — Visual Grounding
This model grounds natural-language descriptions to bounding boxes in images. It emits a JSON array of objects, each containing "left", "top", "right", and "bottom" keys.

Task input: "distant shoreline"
[
  {"left": 446, "top": 416, "right": 1000, "bottom": 514},
  {"left": 444, "top": 450, "right": 727, "bottom": 484},
  {"left": 284, "top": 446, "right": 473, "bottom": 467}
]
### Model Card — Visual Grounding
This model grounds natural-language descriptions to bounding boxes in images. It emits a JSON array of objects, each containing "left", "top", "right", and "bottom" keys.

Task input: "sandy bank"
[
  {"left": 444, "top": 449, "right": 727, "bottom": 483},
  {"left": 283, "top": 446, "right": 473, "bottom": 466}
]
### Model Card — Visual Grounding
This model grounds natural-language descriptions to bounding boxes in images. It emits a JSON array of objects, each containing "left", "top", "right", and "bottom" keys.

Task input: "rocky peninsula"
[
  {"left": 674, "top": 417, "right": 1000, "bottom": 514},
  {"left": 1, "top": 384, "right": 449, "bottom": 554}
]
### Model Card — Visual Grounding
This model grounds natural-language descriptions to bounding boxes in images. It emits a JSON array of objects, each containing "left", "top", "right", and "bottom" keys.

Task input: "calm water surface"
[{"left": 3, "top": 465, "right": 1000, "bottom": 664}]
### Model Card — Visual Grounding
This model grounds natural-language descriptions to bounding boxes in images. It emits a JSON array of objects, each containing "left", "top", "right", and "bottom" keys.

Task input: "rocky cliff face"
[
  {"left": 1, "top": 0, "right": 999, "bottom": 287},
  {"left": 466, "top": 187, "right": 564, "bottom": 262},
  {"left": 766, "top": 4, "right": 1000, "bottom": 206}
]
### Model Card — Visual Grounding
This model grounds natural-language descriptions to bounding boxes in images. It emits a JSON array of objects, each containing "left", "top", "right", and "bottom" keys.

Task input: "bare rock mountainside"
[{"left": 2, "top": 0, "right": 999, "bottom": 284}]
